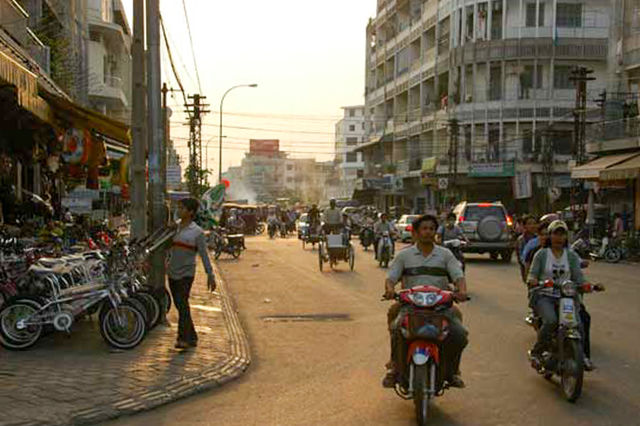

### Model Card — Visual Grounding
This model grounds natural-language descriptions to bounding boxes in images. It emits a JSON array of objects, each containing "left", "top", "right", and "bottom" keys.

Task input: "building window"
[
  {"left": 554, "top": 65, "right": 573, "bottom": 89},
  {"left": 349, "top": 109, "right": 355, "bottom": 117},
  {"left": 349, "top": 124, "right": 356, "bottom": 132},
  {"left": 287, "top": 177, "right": 294, "bottom": 183},
  {"left": 287, "top": 164, "right": 293, "bottom": 171},
  {"left": 553, "top": 131, "right": 573, "bottom": 155},
  {"left": 346, "top": 152, "right": 358, "bottom": 163},
  {"left": 346, "top": 137, "right": 358, "bottom": 146},
  {"left": 362, "top": 122, "right": 366, "bottom": 130},
  {"left": 557, "top": 3, "right": 582, "bottom": 28},
  {"left": 526, "top": 3, "right": 545, "bottom": 27},
  {"left": 520, "top": 65, "right": 543, "bottom": 98}
]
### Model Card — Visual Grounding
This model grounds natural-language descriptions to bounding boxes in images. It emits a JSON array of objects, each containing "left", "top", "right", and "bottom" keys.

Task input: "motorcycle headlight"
[
  {"left": 561, "top": 280, "right": 577, "bottom": 297},
  {"left": 408, "top": 292, "right": 442, "bottom": 307}
]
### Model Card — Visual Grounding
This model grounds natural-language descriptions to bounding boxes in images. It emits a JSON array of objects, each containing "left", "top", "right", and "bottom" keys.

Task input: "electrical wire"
[
  {"left": 181, "top": 0, "right": 202, "bottom": 93},
  {"left": 159, "top": 13, "right": 191, "bottom": 119}
]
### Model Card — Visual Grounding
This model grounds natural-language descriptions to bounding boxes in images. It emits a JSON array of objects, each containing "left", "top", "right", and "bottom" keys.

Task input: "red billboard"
[{"left": 250, "top": 139, "right": 280, "bottom": 157}]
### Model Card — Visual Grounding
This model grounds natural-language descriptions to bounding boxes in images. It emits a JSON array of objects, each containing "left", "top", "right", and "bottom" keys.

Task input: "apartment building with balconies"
[
  {"left": 360, "top": 0, "right": 612, "bottom": 214},
  {"left": 86, "top": 0, "right": 131, "bottom": 124},
  {"left": 334, "top": 105, "right": 366, "bottom": 199}
]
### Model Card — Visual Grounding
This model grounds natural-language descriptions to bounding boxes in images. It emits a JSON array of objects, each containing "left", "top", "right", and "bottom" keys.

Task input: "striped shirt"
[
  {"left": 168, "top": 221, "right": 213, "bottom": 279},
  {"left": 387, "top": 244, "right": 464, "bottom": 290}
]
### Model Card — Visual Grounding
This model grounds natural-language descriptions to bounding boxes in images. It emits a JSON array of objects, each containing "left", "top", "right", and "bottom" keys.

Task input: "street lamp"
[
  {"left": 219, "top": 84, "right": 258, "bottom": 182},
  {"left": 205, "top": 136, "right": 226, "bottom": 185}
]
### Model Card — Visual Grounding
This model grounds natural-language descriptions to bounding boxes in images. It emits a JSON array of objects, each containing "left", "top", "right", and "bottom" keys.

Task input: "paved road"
[{"left": 113, "top": 235, "right": 640, "bottom": 426}]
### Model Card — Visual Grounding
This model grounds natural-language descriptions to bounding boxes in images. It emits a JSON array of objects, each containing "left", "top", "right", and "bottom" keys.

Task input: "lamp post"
[
  {"left": 205, "top": 135, "right": 226, "bottom": 185},
  {"left": 219, "top": 84, "right": 258, "bottom": 182}
]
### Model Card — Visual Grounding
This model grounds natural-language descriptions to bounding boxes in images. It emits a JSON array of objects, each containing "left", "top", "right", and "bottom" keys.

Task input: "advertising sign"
[
  {"left": 62, "top": 197, "right": 92, "bottom": 214},
  {"left": 250, "top": 139, "right": 280, "bottom": 157},
  {"left": 166, "top": 165, "right": 182, "bottom": 185},
  {"left": 513, "top": 170, "right": 532, "bottom": 199},
  {"left": 468, "top": 162, "right": 515, "bottom": 177}
]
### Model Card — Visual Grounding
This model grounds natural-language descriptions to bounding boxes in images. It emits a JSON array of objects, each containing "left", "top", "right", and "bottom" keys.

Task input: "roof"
[{"left": 571, "top": 152, "right": 640, "bottom": 179}]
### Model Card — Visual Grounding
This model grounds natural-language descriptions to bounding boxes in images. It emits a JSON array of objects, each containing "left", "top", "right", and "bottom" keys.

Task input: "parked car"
[
  {"left": 297, "top": 213, "right": 309, "bottom": 239},
  {"left": 395, "top": 214, "right": 421, "bottom": 243},
  {"left": 452, "top": 201, "right": 515, "bottom": 262}
]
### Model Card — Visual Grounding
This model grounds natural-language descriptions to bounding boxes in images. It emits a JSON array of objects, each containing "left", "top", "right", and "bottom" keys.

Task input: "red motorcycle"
[{"left": 385, "top": 286, "right": 466, "bottom": 425}]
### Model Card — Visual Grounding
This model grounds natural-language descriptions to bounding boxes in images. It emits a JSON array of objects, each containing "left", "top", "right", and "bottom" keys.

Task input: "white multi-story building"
[
  {"left": 86, "top": 0, "right": 131, "bottom": 124},
  {"left": 359, "top": 0, "right": 612, "bottom": 214},
  {"left": 334, "top": 105, "right": 366, "bottom": 199}
]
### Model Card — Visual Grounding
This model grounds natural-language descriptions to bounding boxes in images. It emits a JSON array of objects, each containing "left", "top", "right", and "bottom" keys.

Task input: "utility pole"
[
  {"left": 540, "top": 128, "right": 556, "bottom": 213},
  {"left": 448, "top": 118, "right": 460, "bottom": 201},
  {"left": 569, "top": 66, "right": 595, "bottom": 233},
  {"left": 146, "top": 0, "right": 166, "bottom": 295},
  {"left": 131, "top": 0, "right": 147, "bottom": 239},
  {"left": 184, "top": 94, "right": 209, "bottom": 195}
]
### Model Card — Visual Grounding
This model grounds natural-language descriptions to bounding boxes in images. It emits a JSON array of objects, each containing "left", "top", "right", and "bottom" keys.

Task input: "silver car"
[{"left": 395, "top": 215, "right": 421, "bottom": 242}]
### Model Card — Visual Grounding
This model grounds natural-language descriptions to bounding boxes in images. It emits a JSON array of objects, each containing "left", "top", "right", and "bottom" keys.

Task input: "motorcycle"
[
  {"left": 527, "top": 279, "right": 604, "bottom": 402},
  {"left": 443, "top": 239, "right": 467, "bottom": 272},
  {"left": 378, "top": 232, "right": 394, "bottom": 268},
  {"left": 360, "top": 226, "right": 375, "bottom": 251},
  {"left": 209, "top": 228, "right": 244, "bottom": 259},
  {"left": 385, "top": 286, "right": 467, "bottom": 425}
]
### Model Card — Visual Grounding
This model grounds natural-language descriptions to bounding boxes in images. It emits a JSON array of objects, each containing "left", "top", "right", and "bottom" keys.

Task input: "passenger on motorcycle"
[
  {"left": 526, "top": 220, "right": 600, "bottom": 370},
  {"left": 383, "top": 215, "right": 469, "bottom": 388},
  {"left": 374, "top": 212, "right": 396, "bottom": 260}
]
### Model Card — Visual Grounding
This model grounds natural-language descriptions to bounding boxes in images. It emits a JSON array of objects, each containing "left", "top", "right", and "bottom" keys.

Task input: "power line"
[
  {"left": 159, "top": 12, "right": 190, "bottom": 119},
  {"left": 181, "top": 0, "right": 202, "bottom": 93}
]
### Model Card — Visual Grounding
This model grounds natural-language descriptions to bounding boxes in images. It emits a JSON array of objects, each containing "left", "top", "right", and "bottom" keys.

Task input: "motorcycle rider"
[
  {"left": 435, "top": 212, "right": 468, "bottom": 245},
  {"left": 526, "top": 220, "right": 600, "bottom": 371},
  {"left": 383, "top": 214, "right": 469, "bottom": 388},
  {"left": 516, "top": 215, "right": 538, "bottom": 283},
  {"left": 374, "top": 212, "right": 396, "bottom": 260}
]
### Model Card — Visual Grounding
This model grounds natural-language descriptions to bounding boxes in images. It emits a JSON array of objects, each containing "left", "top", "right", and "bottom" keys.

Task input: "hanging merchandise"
[{"left": 61, "top": 128, "right": 90, "bottom": 164}]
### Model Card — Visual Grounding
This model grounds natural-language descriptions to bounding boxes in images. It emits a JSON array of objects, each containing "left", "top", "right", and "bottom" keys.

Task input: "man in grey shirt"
[
  {"left": 168, "top": 198, "right": 216, "bottom": 349},
  {"left": 435, "top": 212, "right": 468, "bottom": 244},
  {"left": 382, "top": 214, "right": 469, "bottom": 389}
]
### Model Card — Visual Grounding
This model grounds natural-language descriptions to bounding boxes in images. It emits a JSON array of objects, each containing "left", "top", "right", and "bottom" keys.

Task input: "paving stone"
[{"left": 0, "top": 261, "right": 250, "bottom": 426}]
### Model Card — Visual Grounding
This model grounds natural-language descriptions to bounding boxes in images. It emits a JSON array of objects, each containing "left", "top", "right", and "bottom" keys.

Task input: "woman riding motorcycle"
[{"left": 526, "top": 220, "right": 600, "bottom": 371}]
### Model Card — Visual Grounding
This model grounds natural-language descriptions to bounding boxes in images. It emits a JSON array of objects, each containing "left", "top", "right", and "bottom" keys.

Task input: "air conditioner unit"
[{"left": 107, "top": 54, "right": 117, "bottom": 64}]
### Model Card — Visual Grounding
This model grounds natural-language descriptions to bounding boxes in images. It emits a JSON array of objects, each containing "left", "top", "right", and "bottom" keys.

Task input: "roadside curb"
[{"left": 66, "top": 262, "right": 251, "bottom": 426}]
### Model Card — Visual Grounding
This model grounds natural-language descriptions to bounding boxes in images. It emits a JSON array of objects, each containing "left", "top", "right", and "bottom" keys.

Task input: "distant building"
[
  {"left": 334, "top": 105, "right": 365, "bottom": 199},
  {"left": 86, "top": 0, "right": 131, "bottom": 124}
]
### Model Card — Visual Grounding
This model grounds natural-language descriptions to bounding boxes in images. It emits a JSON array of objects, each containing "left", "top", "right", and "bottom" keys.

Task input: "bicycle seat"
[
  {"left": 58, "top": 283, "right": 107, "bottom": 297},
  {"left": 29, "top": 265, "right": 59, "bottom": 275},
  {"left": 227, "top": 234, "right": 244, "bottom": 239},
  {"left": 38, "top": 258, "right": 67, "bottom": 268}
]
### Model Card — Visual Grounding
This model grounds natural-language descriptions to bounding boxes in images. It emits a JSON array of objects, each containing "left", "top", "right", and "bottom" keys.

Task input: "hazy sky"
[{"left": 121, "top": 0, "right": 375, "bottom": 175}]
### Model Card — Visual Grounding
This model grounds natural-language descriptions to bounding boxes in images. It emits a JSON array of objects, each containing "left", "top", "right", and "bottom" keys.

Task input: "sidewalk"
[{"left": 0, "top": 261, "right": 250, "bottom": 426}]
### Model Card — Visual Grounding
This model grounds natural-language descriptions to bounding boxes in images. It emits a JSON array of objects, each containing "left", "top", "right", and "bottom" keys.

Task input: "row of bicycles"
[{"left": 0, "top": 227, "right": 176, "bottom": 351}]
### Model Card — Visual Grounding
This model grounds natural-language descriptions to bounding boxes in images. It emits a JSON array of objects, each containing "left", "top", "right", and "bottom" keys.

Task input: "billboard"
[{"left": 250, "top": 139, "right": 280, "bottom": 157}]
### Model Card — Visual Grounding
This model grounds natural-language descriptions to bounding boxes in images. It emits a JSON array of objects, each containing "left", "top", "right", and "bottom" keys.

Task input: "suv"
[{"left": 452, "top": 201, "right": 514, "bottom": 262}]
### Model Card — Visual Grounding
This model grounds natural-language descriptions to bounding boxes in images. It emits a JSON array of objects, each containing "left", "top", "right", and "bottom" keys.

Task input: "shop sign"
[
  {"left": 62, "top": 197, "right": 92, "bottom": 214},
  {"left": 69, "top": 188, "right": 100, "bottom": 200},
  {"left": 513, "top": 171, "right": 532, "bottom": 199},
  {"left": 421, "top": 176, "right": 438, "bottom": 186},
  {"left": 167, "top": 165, "right": 182, "bottom": 185},
  {"left": 468, "top": 162, "right": 515, "bottom": 177},
  {"left": 438, "top": 177, "right": 449, "bottom": 190},
  {"left": 421, "top": 157, "right": 437, "bottom": 173}
]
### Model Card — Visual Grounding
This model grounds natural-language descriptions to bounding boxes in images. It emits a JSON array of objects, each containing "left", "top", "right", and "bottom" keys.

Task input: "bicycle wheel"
[{"left": 100, "top": 301, "right": 147, "bottom": 350}]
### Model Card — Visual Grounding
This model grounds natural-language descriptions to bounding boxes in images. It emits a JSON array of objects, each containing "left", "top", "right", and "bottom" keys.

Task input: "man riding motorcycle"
[
  {"left": 383, "top": 215, "right": 469, "bottom": 389},
  {"left": 435, "top": 212, "right": 468, "bottom": 245},
  {"left": 374, "top": 212, "right": 396, "bottom": 261}
]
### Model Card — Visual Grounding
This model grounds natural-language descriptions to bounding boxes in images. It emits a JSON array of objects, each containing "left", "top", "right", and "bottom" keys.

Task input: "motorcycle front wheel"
[
  {"left": 604, "top": 248, "right": 622, "bottom": 263},
  {"left": 561, "top": 339, "right": 584, "bottom": 403},
  {"left": 413, "top": 364, "right": 430, "bottom": 426}
]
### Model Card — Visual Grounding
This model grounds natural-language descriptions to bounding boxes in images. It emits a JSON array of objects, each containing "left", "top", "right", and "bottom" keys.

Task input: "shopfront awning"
[
  {"left": 352, "top": 134, "right": 392, "bottom": 152},
  {"left": 599, "top": 154, "right": 640, "bottom": 181},
  {"left": 570, "top": 152, "right": 640, "bottom": 179},
  {"left": 42, "top": 92, "right": 130, "bottom": 145}
]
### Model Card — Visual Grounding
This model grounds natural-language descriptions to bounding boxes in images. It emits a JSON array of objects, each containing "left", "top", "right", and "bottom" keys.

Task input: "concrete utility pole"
[
  {"left": 146, "top": 0, "right": 166, "bottom": 291},
  {"left": 131, "top": 0, "right": 147, "bottom": 239}
]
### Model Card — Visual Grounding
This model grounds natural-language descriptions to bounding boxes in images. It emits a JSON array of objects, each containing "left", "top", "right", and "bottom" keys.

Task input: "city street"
[{"left": 113, "top": 235, "right": 640, "bottom": 426}]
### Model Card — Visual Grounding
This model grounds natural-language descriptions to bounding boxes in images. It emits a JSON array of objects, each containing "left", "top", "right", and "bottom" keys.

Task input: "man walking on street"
[{"left": 168, "top": 198, "right": 216, "bottom": 349}]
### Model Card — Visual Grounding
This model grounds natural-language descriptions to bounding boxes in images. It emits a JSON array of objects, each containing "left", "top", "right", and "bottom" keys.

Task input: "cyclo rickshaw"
[{"left": 318, "top": 227, "right": 355, "bottom": 271}]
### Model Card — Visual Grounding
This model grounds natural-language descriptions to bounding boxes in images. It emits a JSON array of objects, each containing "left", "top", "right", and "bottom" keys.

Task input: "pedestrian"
[{"left": 168, "top": 198, "right": 216, "bottom": 349}]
